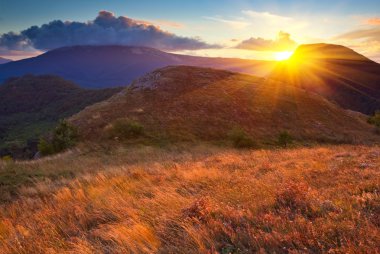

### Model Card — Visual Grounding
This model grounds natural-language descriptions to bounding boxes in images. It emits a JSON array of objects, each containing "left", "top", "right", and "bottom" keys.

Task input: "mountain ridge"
[
  {"left": 270, "top": 43, "right": 380, "bottom": 115},
  {"left": 0, "top": 57, "right": 12, "bottom": 64},
  {"left": 0, "top": 45, "right": 275, "bottom": 88}
]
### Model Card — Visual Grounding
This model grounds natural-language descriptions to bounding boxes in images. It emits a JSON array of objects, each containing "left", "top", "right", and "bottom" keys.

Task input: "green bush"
[
  {"left": 38, "top": 138, "right": 55, "bottom": 156},
  {"left": 38, "top": 120, "right": 78, "bottom": 156},
  {"left": 228, "top": 128, "right": 256, "bottom": 148},
  {"left": 368, "top": 111, "right": 380, "bottom": 135},
  {"left": 368, "top": 111, "right": 380, "bottom": 127},
  {"left": 108, "top": 119, "right": 144, "bottom": 140},
  {"left": 278, "top": 131, "right": 293, "bottom": 147}
]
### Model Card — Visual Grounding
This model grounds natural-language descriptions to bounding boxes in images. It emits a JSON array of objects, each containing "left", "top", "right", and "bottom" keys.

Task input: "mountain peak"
[
  {"left": 46, "top": 44, "right": 164, "bottom": 55},
  {"left": 292, "top": 43, "right": 370, "bottom": 61}
]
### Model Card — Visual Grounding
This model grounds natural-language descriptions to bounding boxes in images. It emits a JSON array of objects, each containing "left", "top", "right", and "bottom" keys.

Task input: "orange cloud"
[{"left": 367, "top": 18, "right": 380, "bottom": 25}]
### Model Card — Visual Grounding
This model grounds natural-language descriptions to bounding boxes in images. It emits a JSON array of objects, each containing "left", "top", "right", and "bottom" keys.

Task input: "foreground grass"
[{"left": 0, "top": 145, "right": 379, "bottom": 253}]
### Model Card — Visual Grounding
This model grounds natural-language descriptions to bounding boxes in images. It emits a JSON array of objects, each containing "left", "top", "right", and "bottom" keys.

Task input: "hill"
[
  {"left": 0, "top": 75, "right": 121, "bottom": 158},
  {"left": 0, "top": 144, "right": 379, "bottom": 253},
  {"left": 0, "top": 57, "right": 11, "bottom": 64},
  {"left": 70, "top": 66, "right": 380, "bottom": 145},
  {"left": 271, "top": 43, "right": 380, "bottom": 115},
  {"left": 0, "top": 45, "right": 275, "bottom": 88}
]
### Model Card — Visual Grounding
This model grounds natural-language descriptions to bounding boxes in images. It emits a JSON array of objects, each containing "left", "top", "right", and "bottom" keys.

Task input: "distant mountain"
[
  {"left": 0, "top": 75, "right": 121, "bottom": 158},
  {"left": 71, "top": 66, "right": 379, "bottom": 145},
  {"left": 0, "top": 57, "right": 11, "bottom": 64},
  {"left": 271, "top": 43, "right": 380, "bottom": 115},
  {"left": 0, "top": 45, "right": 275, "bottom": 88}
]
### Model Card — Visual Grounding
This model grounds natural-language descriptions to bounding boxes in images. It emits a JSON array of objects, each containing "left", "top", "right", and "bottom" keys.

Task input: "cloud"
[
  {"left": 366, "top": 18, "right": 380, "bottom": 25},
  {"left": 204, "top": 16, "right": 250, "bottom": 29},
  {"left": 334, "top": 28, "right": 380, "bottom": 63},
  {"left": 335, "top": 27, "right": 380, "bottom": 41},
  {"left": 236, "top": 31, "right": 297, "bottom": 51},
  {"left": 242, "top": 10, "right": 292, "bottom": 22},
  {"left": 0, "top": 11, "right": 218, "bottom": 56}
]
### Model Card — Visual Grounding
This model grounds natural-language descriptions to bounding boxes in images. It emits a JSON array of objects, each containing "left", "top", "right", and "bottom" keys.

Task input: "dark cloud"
[
  {"left": 236, "top": 31, "right": 297, "bottom": 51},
  {"left": 0, "top": 11, "right": 218, "bottom": 55}
]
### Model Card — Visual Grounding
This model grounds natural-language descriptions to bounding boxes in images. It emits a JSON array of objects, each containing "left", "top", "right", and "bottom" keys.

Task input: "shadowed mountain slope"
[
  {"left": 0, "top": 75, "right": 121, "bottom": 157},
  {"left": 71, "top": 66, "right": 379, "bottom": 145},
  {"left": 0, "top": 45, "right": 275, "bottom": 88},
  {"left": 271, "top": 43, "right": 380, "bottom": 115},
  {"left": 0, "top": 57, "right": 11, "bottom": 64}
]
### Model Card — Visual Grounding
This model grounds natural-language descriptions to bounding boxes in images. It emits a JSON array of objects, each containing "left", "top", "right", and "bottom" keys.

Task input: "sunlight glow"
[{"left": 274, "top": 51, "right": 294, "bottom": 61}]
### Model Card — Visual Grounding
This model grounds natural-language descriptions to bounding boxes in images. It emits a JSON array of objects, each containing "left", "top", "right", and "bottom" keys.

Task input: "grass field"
[{"left": 0, "top": 144, "right": 379, "bottom": 253}]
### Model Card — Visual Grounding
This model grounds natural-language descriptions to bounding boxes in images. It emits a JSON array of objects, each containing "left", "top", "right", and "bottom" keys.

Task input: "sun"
[{"left": 274, "top": 51, "right": 294, "bottom": 61}]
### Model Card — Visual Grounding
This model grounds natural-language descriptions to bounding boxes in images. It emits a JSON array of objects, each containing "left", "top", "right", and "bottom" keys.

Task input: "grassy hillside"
[
  {"left": 0, "top": 144, "right": 379, "bottom": 253},
  {"left": 71, "top": 66, "right": 380, "bottom": 145},
  {"left": 0, "top": 75, "right": 122, "bottom": 157},
  {"left": 270, "top": 44, "right": 380, "bottom": 115}
]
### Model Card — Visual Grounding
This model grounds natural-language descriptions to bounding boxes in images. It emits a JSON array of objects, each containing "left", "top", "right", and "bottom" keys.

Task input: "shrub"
[
  {"left": 108, "top": 119, "right": 144, "bottom": 140},
  {"left": 228, "top": 127, "right": 256, "bottom": 148},
  {"left": 368, "top": 111, "right": 380, "bottom": 127},
  {"left": 274, "top": 182, "right": 320, "bottom": 218},
  {"left": 1, "top": 155, "right": 13, "bottom": 162},
  {"left": 278, "top": 131, "right": 293, "bottom": 147},
  {"left": 38, "top": 120, "right": 78, "bottom": 156},
  {"left": 38, "top": 138, "right": 55, "bottom": 156},
  {"left": 368, "top": 111, "right": 380, "bottom": 134}
]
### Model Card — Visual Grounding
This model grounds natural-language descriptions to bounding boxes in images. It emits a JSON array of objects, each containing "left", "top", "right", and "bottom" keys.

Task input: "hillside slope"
[
  {"left": 71, "top": 66, "right": 379, "bottom": 144},
  {"left": 0, "top": 45, "right": 275, "bottom": 88},
  {"left": 0, "top": 57, "right": 12, "bottom": 64},
  {"left": 271, "top": 43, "right": 380, "bottom": 115},
  {"left": 0, "top": 144, "right": 379, "bottom": 253},
  {"left": 0, "top": 75, "right": 121, "bottom": 158}
]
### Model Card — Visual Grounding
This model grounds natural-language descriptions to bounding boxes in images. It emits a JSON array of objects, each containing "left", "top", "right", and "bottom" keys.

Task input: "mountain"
[
  {"left": 0, "top": 45, "right": 275, "bottom": 88},
  {"left": 0, "top": 75, "right": 121, "bottom": 158},
  {"left": 0, "top": 57, "right": 12, "bottom": 64},
  {"left": 70, "top": 66, "right": 379, "bottom": 145},
  {"left": 271, "top": 43, "right": 380, "bottom": 115}
]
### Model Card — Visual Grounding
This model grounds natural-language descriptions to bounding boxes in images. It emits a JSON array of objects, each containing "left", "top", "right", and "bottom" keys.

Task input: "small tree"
[
  {"left": 228, "top": 127, "right": 256, "bottom": 148},
  {"left": 278, "top": 131, "right": 293, "bottom": 147},
  {"left": 51, "top": 120, "right": 78, "bottom": 151},
  {"left": 38, "top": 120, "right": 78, "bottom": 156}
]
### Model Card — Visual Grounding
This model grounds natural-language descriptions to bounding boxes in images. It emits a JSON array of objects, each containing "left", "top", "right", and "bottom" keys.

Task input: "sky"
[{"left": 1, "top": 0, "right": 380, "bottom": 61}]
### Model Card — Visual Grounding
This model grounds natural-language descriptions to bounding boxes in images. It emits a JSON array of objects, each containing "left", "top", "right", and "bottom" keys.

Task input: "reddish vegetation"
[{"left": 0, "top": 145, "right": 379, "bottom": 253}]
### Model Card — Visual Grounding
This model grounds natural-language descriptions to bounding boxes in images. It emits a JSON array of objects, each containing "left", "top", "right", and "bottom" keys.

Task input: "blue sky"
[{"left": 1, "top": 0, "right": 380, "bottom": 61}]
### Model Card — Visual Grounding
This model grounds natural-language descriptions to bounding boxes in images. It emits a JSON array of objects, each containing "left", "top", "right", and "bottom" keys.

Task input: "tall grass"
[{"left": 0, "top": 145, "right": 379, "bottom": 253}]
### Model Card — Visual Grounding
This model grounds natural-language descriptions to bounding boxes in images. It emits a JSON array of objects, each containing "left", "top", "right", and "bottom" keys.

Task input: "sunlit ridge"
[{"left": 274, "top": 51, "right": 294, "bottom": 61}]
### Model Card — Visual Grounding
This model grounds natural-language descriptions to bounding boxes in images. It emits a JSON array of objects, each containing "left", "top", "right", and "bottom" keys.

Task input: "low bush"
[
  {"left": 228, "top": 127, "right": 256, "bottom": 148},
  {"left": 278, "top": 131, "right": 293, "bottom": 147},
  {"left": 108, "top": 119, "right": 144, "bottom": 140},
  {"left": 368, "top": 111, "right": 380, "bottom": 127},
  {"left": 368, "top": 111, "right": 380, "bottom": 135}
]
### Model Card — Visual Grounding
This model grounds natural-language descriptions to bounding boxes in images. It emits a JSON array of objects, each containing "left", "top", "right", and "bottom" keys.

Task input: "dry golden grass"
[{"left": 0, "top": 144, "right": 379, "bottom": 253}]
